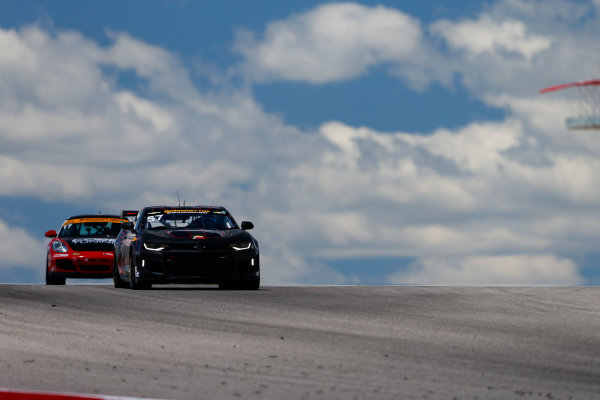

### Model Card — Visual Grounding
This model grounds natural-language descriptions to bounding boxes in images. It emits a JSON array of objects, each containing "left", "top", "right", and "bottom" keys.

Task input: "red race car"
[{"left": 44, "top": 214, "right": 128, "bottom": 285}]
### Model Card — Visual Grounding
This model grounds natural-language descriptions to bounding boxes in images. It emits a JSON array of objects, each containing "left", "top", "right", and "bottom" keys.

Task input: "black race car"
[{"left": 113, "top": 206, "right": 260, "bottom": 290}]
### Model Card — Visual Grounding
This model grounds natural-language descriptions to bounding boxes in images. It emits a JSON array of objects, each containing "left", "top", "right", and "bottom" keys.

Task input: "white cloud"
[
  {"left": 388, "top": 255, "right": 582, "bottom": 285},
  {"left": 232, "top": 0, "right": 597, "bottom": 93},
  {"left": 431, "top": 0, "right": 600, "bottom": 99},
  {"left": 230, "top": 0, "right": 600, "bottom": 104},
  {"left": 0, "top": 218, "right": 46, "bottom": 277},
  {"left": 489, "top": 0, "right": 591, "bottom": 23},
  {"left": 234, "top": 2, "right": 422, "bottom": 83},
  {"left": 290, "top": 117, "right": 600, "bottom": 268},
  {"left": 114, "top": 91, "right": 175, "bottom": 133},
  {"left": 430, "top": 15, "right": 551, "bottom": 60}
]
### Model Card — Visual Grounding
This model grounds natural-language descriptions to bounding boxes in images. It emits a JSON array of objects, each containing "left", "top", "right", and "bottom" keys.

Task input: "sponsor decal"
[
  {"left": 193, "top": 235, "right": 205, "bottom": 239},
  {"left": 164, "top": 209, "right": 212, "bottom": 214},
  {"left": 53, "top": 254, "right": 69, "bottom": 258},
  {"left": 72, "top": 238, "right": 116, "bottom": 245}
]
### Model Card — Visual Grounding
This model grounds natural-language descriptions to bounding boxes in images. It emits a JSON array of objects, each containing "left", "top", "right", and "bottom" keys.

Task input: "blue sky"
[{"left": 1, "top": 0, "right": 600, "bottom": 285}]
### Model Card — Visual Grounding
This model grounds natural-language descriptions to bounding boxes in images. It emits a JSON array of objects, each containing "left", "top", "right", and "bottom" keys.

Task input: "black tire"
[
  {"left": 45, "top": 257, "right": 66, "bottom": 285},
  {"left": 113, "top": 256, "right": 128, "bottom": 288},
  {"left": 129, "top": 253, "right": 151, "bottom": 290}
]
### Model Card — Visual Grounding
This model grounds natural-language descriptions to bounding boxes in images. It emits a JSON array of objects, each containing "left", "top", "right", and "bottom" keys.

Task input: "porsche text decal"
[{"left": 72, "top": 238, "right": 116, "bottom": 245}]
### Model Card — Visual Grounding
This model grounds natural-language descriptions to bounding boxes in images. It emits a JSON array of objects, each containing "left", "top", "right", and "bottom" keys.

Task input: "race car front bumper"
[
  {"left": 136, "top": 246, "right": 260, "bottom": 284},
  {"left": 48, "top": 251, "right": 114, "bottom": 279}
]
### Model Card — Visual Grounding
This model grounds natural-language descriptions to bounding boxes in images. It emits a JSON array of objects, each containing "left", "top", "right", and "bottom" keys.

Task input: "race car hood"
[
  {"left": 63, "top": 237, "right": 116, "bottom": 251},
  {"left": 140, "top": 229, "right": 252, "bottom": 244}
]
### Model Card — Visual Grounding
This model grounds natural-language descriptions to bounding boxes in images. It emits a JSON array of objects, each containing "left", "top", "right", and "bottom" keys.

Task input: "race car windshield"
[
  {"left": 143, "top": 210, "right": 237, "bottom": 230},
  {"left": 59, "top": 221, "right": 122, "bottom": 238}
]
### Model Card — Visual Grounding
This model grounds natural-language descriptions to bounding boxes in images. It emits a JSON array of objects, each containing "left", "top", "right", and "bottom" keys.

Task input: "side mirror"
[
  {"left": 241, "top": 221, "right": 254, "bottom": 230},
  {"left": 123, "top": 221, "right": 134, "bottom": 231},
  {"left": 44, "top": 230, "right": 57, "bottom": 238}
]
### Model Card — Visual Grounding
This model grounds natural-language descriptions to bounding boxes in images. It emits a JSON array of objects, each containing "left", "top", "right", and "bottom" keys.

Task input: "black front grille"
[
  {"left": 166, "top": 253, "right": 233, "bottom": 276},
  {"left": 56, "top": 259, "right": 77, "bottom": 271},
  {"left": 146, "top": 259, "right": 163, "bottom": 273}
]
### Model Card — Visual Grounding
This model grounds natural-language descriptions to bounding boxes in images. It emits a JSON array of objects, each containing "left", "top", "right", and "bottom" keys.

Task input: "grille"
[
  {"left": 166, "top": 253, "right": 233, "bottom": 276},
  {"left": 56, "top": 259, "right": 77, "bottom": 271},
  {"left": 146, "top": 259, "right": 163, "bottom": 273}
]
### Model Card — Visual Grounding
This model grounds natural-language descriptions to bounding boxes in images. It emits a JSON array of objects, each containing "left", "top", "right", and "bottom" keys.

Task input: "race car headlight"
[
  {"left": 143, "top": 242, "right": 168, "bottom": 252},
  {"left": 230, "top": 241, "right": 252, "bottom": 251},
  {"left": 52, "top": 240, "right": 69, "bottom": 253}
]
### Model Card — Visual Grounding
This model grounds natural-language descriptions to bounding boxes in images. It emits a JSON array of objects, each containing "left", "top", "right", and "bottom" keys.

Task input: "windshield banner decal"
[{"left": 64, "top": 217, "right": 126, "bottom": 225}]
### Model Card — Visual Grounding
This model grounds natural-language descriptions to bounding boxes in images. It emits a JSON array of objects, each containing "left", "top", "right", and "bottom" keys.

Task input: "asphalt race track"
[{"left": 1, "top": 285, "right": 600, "bottom": 400}]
